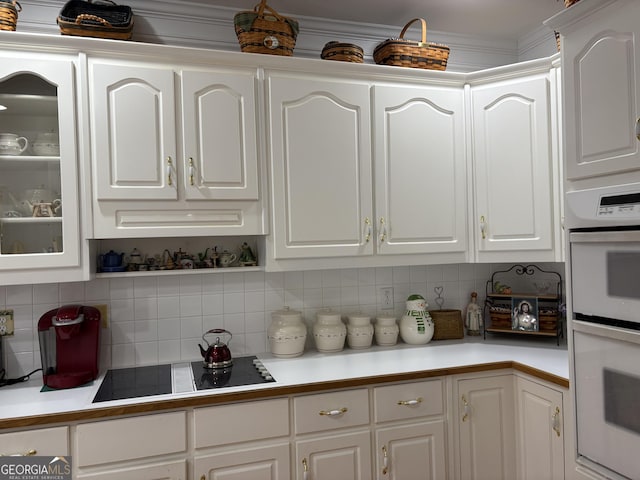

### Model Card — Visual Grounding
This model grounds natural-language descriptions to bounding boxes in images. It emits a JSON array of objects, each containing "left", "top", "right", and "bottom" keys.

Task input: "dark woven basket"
[
  {"left": 430, "top": 309, "right": 464, "bottom": 340},
  {"left": 57, "top": 0, "right": 133, "bottom": 40},
  {"left": 321, "top": 41, "right": 364, "bottom": 63},
  {"left": 374, "top": 18, "right": 449, "bottom": 71},
  {"left": 0, "top": 0, "right": 20, "bottom": 31},
  {"left": 234, "top": 0, "right": 299, "bottom": 56}
]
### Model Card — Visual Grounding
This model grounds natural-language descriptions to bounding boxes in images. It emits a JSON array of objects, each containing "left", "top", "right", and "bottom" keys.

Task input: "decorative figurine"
[
  {"left": 399, "top": 294, "right": 434, "bottom": 345},
  {"left": 239, "top": 242, "right": 257, "bottom": 266},
  {"left": 465, "top": 292, "right": 483, "bottom": 336}
]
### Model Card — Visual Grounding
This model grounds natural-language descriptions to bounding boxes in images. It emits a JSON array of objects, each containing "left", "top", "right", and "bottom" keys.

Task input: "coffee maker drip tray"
[{"left": 93, "top": 364, "right": 172, "bottom": 403}]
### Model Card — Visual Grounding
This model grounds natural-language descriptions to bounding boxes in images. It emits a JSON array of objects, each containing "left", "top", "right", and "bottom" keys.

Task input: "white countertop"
[{"left": 0, "top": 337, "right": 568, "bottom": 427}]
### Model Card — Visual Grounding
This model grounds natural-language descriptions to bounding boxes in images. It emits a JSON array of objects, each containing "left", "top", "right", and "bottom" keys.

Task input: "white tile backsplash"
[{"left": 0, "top": 263, "right": 565, "bottom": 375}]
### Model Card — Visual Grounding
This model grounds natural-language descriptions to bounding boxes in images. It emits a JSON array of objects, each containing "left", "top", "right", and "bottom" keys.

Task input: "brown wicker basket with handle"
[
  {"left": 234, "top": 0, "right": 299, "bottom": 56},
  {"left": 57, "top": 0, "right": 133, "bottom": 40},
  {"left": 321, "top": 41, "right": 364, "bottom": 63},
  {"left": 429, "top": 309, "right": 464, "bottom": 340},
  {"left": 0, "top": 0, "right": 20, "bottom": 31},
  {"left": 373, "top": 18, "right": 450, "bottom": 70}
]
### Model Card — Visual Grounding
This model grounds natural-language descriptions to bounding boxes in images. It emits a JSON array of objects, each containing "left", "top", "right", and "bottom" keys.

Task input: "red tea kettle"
[{"left": 198, "top": 329, "right": 233, "bottom": 368}]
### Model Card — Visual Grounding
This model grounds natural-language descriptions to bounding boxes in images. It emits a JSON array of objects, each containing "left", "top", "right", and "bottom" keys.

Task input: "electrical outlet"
[
  {"left": 0, "top": 309, "right": 14, "bottom": 336},
  {"left": 380, "top": 287, "right": 394, "bottom": 310},
  {"left": 91, "top": 304, "right": 109, "bottom": 329}
]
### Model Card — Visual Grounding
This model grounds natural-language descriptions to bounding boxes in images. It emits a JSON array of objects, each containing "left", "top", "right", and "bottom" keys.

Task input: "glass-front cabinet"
[{"left": 0, "top": 52, "right": 84, "bottom": 284}]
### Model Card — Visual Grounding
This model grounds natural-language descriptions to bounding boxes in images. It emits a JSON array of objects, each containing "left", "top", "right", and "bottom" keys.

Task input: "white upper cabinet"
[
  {"left": 90, "top": 62, "right": 177, "bottom": 201},
  {"left": 471, "top": 72, "right": 561, "bottom": 262},
  {"left": 87, "top": 57, "right": 264, "bottom": 238},
  {"left": 554, "top": 0, "right": 640, "bottom": 183},
  {"left": 373, "top": 84, "right": 467, "bottom": 258},
  {"left": 0, "top": 51, "right": 86, "bottom": 284},
  {"left": 267, "top": 72, "right": 373, "bottom": 260},
  {"left": 266, "top": 71, "right": 469, "bottom": 268},
  {"left": 181, "top": 69, "right": 259, "bottom": 201}
]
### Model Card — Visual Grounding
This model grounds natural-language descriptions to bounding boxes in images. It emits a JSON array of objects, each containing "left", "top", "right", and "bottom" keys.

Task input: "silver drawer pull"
[
  {"left": 319, "top": 407, "right": 348, "bottom": 416},
  {"left": 397, "top": 397, "right": 423, "bottom": 406}
]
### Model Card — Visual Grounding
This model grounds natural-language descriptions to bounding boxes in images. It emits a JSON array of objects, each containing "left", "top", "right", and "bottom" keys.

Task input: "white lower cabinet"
[
  {"left": 194, "top": 444, "right": 290, "bottom": 480},
  {"left": 74, "top": 411, "right": 187, "bottom": 479},
  {"left": 293, "top": 388, "right": 372, "bottom": 480},
  {"left": 515, "top": 374, "right": 566, "bottom": 480},
  {"left": 0, "top": 426, "right": 68, "bottom": 457},
  {"left": 452, "top": 372, "right": 516, "bottom": 480},
  {"left": 74, "top": 461, "right": 187, "bottom": 480},
  {"left": 5, "top": 369, "right": 572, "bottom": 480},
  {"left": 373, "top": 379, "right": 447, "bottom": 479},
  {"left": 193, "top": 398, "right": 290, "bottom": 480}
]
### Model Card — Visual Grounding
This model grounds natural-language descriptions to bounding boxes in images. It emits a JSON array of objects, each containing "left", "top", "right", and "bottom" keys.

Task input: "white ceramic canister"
[
  {"left": 374, "top": 315, "right": 399, "bottom": 346},
  {"left": 346, "top": 313, "right": 373, "bottom": 349},
  {"left": 267, "top": 306, "right": 307, "bottom": 358},
  {"left": 313, "top": 310, "right": 346, "bottom": 353},
  {"left": 399, "top": 294, "right": 434, "bottom": 345}
]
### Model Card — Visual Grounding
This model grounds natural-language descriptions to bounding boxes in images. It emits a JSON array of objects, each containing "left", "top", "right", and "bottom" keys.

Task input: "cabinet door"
[
  {"left": 195, "top": 443, "right": 290, "bottom": 480},
  {"left": 0, "top": 54, "right": 82, "bottom": 278},
  {"left": 515, "top": 376, "right": 565, "bottom": 480},
  {"left": 562, "top": 0, "right": 640, "bottom": 181},
  {"left": 375, "top": 421, "right": 447, "bottom": 480},
  {"left": 267, "top": 74, "right": 373, "bottom": 259},
  {"left": 181, "top": 68, "right": 259, "bottom": 201},
  {"left": 76, "top": 460, "right": 186, "bottom": 480},
  {"left": 295, "top": 431, "right": 372, "bottom": 480},
  {"left": 455, "top": 374, "right": 516, "bottom": 480},
  {"left": 472, "top": 74, "right": 556, "bottom": 261},
  {"left": 373, "top": 84, "right": 467, "bottom": 257},
  {"left": 89, "top": 61, "right": 177, "bottom": 200}
]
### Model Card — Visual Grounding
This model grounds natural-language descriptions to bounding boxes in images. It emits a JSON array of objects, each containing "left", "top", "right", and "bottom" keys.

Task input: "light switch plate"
[{"left": 0, "top": 309, "right": 14, "bottom": 336}]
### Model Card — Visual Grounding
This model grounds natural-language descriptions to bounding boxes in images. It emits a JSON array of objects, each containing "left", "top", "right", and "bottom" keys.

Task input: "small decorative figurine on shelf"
[
  {"left": 465, "top": 292, "right": 483, "bottom": 336},
  {"left": 239, "top": 242, "right": 257, "bottom": 266}
]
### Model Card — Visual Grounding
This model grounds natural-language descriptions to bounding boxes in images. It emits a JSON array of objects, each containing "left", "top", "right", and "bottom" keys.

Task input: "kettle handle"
[{"left": 202, "top": 328, "right": 232, "bottom": 345}]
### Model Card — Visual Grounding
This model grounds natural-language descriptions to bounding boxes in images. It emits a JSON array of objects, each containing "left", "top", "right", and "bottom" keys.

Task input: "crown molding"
[{"left": 15, "top": 0, "right": 555, "bottom": 71}]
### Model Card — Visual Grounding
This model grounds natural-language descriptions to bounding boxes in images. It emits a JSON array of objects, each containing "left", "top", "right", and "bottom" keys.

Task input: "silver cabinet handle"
[
  {"left": 188, "top": 157, "right": 195, "bottom": 186},
  {"left": 379, "top": 217, "right": 387, "bottom": 244},
  {"left": 636, "top": 117, "right": 640, "bottom": 141},
  {"left": 462, "top": 395, "right": 470, "bottom": 422},
  {"left": 302, "top": 457, "right": 309, "bottom": 480},
  {"left": 480, "top": 216, "right": 487, "bottom": 239},
  {"left": 319, "top": 407, "right": 348, "bottom": 416},
  {"left": 397, "top": 397, "right": 423, "bottom": 406},
  {"left": 364, "top": 217, "right": 372, "bottom": 243},
  {"left": 552, "top": 406, "right": 561, "bottom": 437},
  {"left": 382, "top": 445, "right": 389, "bottom": 475},
  {"left": 166, "top": 156, "right": 174, "bottom": 186}
]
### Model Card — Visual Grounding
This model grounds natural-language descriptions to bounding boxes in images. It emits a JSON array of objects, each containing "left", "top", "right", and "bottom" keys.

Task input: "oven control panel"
[{"left": 598, "top": 192, "right": 640, "bottom": 218}]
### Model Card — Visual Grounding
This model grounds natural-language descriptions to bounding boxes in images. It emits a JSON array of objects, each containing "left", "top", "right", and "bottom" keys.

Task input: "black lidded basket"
[{"left": 57, "top": 0, "right": 133, "bottom": 40}]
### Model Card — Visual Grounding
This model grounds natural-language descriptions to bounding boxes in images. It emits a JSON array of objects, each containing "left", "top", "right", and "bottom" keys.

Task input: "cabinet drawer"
[
  {"left": 0, "top": 426, "right": 68, "bottom": 457},
  {"left": 194, "top": 398, "right": 289, "bottom": 448},
  {"left": 294, "top": 389, "right": 369, "bottom": 434},
  {"left": 374, "top": 379, "right": 444, "bottom": 423},
  {"left": 75, "top": 411, "right": 186, "bottom": 467}
]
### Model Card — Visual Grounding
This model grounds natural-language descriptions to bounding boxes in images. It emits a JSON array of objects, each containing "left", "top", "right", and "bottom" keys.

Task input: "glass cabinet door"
[{"left": 0, "top": 55, "right": 81, "bottom": 274}]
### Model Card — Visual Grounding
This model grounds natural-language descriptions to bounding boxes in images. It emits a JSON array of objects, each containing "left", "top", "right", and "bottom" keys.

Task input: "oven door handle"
[{"left": 570, "top": 230, "right": 640, "bottom": 243}]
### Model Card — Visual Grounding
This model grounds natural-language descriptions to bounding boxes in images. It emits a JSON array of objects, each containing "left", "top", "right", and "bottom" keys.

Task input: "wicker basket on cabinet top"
[{"left": 373, "top": 18, "right": 449, "bottom": 70}]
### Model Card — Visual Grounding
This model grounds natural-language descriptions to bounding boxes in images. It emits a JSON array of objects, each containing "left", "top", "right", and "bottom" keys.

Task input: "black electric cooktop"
[
  {"left": 92, "top": 356, "right": 275, "bottom": 403},
  {"left": 93, "top": 364, "right": 172, "bottom": 403},
  {"left": 192, "top": 355, "right": 275, "bottom": 390}
]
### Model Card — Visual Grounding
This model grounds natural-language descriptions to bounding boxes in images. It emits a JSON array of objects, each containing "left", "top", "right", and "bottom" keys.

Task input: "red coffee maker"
[{"left": 38, "top": 305, "right": 101, "bottom": 389}]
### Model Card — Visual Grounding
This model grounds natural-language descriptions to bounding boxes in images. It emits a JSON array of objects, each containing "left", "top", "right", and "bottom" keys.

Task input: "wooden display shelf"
[{"left": 483, "top": 264, "right": 563, "bottom": 346}]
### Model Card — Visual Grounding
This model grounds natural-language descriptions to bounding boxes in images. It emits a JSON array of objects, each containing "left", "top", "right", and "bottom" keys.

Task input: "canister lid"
[{"left": 272, "top": 306, "right": 302, "bottom": 320}]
